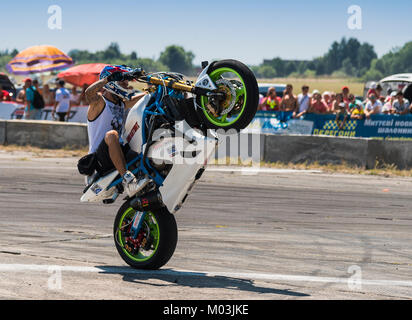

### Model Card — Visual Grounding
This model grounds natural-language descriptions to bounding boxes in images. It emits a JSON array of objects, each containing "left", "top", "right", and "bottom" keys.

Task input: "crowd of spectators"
[
  {"left": 258, "top": 83, "right": 412, "bottom": 123},
  {"left": 8, "top": 78, "right": 89, "bottom": 121}
]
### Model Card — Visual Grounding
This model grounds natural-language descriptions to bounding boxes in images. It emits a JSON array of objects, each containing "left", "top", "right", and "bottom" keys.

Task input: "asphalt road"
[{"left": 0, "top": 151, "right": 411, "bottom": 300}]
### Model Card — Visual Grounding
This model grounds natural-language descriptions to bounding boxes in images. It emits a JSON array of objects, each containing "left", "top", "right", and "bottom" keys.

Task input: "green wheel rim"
[
  {"left": 117, "top": 207, "right": 160, "bottom": 262},
  {"left": 200, "top": 67, "right": 247, "bottom": 127}
]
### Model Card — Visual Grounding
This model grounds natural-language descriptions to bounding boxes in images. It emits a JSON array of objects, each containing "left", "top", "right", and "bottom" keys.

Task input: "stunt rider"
[{"left": 85, "top": 65, "right": 147, "bottom": 197}]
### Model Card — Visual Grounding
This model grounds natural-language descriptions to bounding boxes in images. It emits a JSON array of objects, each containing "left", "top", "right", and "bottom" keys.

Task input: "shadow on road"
[{"left": 96, "top": 266, "right": 309, "bottom": 297}]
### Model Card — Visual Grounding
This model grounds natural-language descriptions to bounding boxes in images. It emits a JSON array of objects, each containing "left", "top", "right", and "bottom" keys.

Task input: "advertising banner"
[{"left": 247, "top": 111, "right": 412, "bottom": 139}]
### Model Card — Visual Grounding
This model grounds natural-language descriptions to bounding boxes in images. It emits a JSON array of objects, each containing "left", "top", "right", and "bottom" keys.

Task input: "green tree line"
[{"left": 1, "top": 39, "right": 412, "bottom": 82}]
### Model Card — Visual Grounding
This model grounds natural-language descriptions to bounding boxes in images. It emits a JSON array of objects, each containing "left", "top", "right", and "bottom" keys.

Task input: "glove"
[
  {"left": 106, "top": 71, "right": 125, "bottom": 82},
  {"left": 123, "top": 68, "right": 143, "bottom": 81}
]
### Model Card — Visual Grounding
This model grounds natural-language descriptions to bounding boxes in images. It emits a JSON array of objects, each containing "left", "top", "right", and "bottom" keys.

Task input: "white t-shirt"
[
  {"left": 87, "top": 96, "right": 125, "bottom": 153},
  {"left": 55, "top": 88, "right": 71, "bottom": 113},
  {"left": 297, "top": 93, "right": 310, "bottom": 113},
  {"left": 365, "top": 100, "right": 382, "bottom": 113}
]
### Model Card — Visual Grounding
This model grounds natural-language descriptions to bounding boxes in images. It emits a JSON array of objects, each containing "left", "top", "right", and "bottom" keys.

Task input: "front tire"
[
  {"left": 196, "top": 59, "right": 259, "bottom": 131},
  {"left": 113, "top": 200, "right": 178, "bottom": 270}
]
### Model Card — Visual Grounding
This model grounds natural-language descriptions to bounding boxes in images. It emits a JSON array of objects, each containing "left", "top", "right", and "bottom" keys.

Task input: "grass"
[
  {"left": 257, "top": 77, "right": 364, "bottom": 96},
  {"left": 0, "top": 144, "right": 88, "bottom": 158}
]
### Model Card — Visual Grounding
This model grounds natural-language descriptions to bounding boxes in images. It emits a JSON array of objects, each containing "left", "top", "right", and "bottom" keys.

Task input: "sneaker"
[{"left": 122, "top": 171, "right": 149, "bottom": 197}]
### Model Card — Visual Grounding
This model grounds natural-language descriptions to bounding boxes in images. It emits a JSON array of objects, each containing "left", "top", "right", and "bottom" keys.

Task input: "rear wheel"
[
  {"left": 113, "top": 200, "right": 177, "bottom": 270},
  {"left": 196, "top": 59, "right": 259, "bottom": 131}
]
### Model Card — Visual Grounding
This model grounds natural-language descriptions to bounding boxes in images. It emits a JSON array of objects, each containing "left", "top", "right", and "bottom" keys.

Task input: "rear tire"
[
  {"left": 113, "top": 200, "right": 178, "bottom": 270},
  {"left": 196, "top": 59, "right": 259, "bottom": 131}
]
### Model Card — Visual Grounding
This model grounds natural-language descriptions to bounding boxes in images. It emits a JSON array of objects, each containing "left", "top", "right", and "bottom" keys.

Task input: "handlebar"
[{"left": 125, "top": 68, "right": 213, "bottom": 95}]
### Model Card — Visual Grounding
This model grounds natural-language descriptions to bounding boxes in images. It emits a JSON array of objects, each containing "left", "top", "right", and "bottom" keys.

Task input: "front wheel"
[
  {"left": 113, "top": 201, "right": 178, "bottom": 270},
  {"left": 196, "top": 59, "right": 259, "bottom": 131}
]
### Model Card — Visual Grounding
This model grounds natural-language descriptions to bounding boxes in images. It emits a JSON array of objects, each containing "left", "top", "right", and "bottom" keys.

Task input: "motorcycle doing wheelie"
[{"left": 78, "top": 60, "right": 259, "bottom": 269}]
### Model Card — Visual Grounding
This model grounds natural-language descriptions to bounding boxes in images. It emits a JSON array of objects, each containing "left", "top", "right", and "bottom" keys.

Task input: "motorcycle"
[{"left": 79, "top": 59, "right": 258, "bottom": 269}]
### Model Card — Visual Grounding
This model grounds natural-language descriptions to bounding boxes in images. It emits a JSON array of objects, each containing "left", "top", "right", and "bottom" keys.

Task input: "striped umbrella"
[{"left": 6, "top": 45, "right": 73, "bottom": 75}]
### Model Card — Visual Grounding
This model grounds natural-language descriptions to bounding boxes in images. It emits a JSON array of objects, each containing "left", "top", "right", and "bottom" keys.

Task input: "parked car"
[
  {"left": 364, "top": 73, "right": 412, "bottom": 102},
  {"left": 0, "top": 73, "right": 17, "bottom": 99},
  {"left": 379, "top": 73, "right": 412, "bottom": 101},
  {"left": 258, "top": 83, "right": 286, "bottom": 98}
]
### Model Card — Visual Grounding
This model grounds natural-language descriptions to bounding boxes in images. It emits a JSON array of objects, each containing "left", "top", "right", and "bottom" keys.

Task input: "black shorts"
[
  {"left": 95, "top": 139, "right": 130, "bottom": 175},
  {"left": 57, "top": 112, "right": 67, "bottom": 122}
]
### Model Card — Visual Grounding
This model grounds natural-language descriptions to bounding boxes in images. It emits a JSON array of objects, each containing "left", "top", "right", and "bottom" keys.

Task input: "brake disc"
[{"left": 215, "top": 78, "right": 237, "bottom": 115}]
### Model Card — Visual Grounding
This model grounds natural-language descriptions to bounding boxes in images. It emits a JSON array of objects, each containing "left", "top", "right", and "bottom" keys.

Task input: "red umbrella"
[{"left": 57, "top": 63, "right": 108, "bottom": 87}]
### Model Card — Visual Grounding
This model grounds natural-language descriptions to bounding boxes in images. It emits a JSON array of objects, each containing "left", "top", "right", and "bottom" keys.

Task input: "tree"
[
  {"left": 257, "top": 65, "right": 277, "bottom": 78},
  {"left": 342, "top": 58, "right": 355, "bottom": 77},
  {"left": 103, "top": 42, "right": 122, "bottom": 60},
  {"left": 356, "top": 43, "right": 377, "bottom": 71},
  {"left": 362, "top": 68, "right": 383, "bottom": 82},
  {"left": 130, "top": 51, "right": 138, "bottom": 60},
  {"left": 159, "top": 45, "right": 194, "bottom": 75}
]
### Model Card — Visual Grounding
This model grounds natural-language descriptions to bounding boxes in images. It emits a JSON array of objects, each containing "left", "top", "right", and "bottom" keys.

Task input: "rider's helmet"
[{"left": 100, "top": 65, "right": 135, "bottom": 100}]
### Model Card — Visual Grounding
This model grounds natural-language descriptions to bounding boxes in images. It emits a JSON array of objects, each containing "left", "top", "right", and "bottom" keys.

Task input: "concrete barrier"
[
  {"left": 367, "top": 140, "right": 412, "bottom": 169},
  {"left": 264, "top": 135, "right": 369, "bottom": 167},
  {"left": 0, "top": 120, "right": 5, "bottom": 145},
  {"left": 3, "top": 120, "right": 88, "bottom": 149},
  {"left": 264, "top": 134, "right": 412, "bottom": 169}
]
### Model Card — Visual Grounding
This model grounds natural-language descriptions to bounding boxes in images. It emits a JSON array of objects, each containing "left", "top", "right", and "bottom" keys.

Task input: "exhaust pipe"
[{"left": 130, "top": 191, "right": 164, "bottom": 211}]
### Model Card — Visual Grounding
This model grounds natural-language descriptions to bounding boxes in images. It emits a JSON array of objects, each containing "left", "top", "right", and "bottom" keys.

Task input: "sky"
[{"left": 1, "top": 0, "right": 411, "bottom": 65}]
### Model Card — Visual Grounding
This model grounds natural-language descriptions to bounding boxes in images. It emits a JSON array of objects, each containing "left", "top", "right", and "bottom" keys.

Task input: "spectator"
[
  {"left": 70, "top": 86, "right": 81, "bottom": 106},
  {"left": 382, "top": 91, "right": 397, "bottom": 114},
  {"left": 24, "top": 78, "right": 43, "bottom": 120},
  {"left": 335, "top": 101, "right": 349, "bottom": 129},
  {"left": 52, "top": 80, "right": 71, "bottom": 122},
  {"left": 347, "top": 94, "right": 359, "bottom": 113},
  {"left": 280, "top": 84, "right": 297, "bottom": 112},
  {"left": 364, "top": 93, "right": 382, "bottom": 118},
  {"left": 16, "top": 79, "right": 29, "bottom": 105},
  {"left": 350, "top": 100, "right": 365, "bottom": 120},
  {"left": 392, "top": 91, "right": 410, "bottom": 115},
  {"left": 41, "top": 84, "right": 55, "bottom": 106},
  {"left": 376, "top": 84, "right": 383, "bottom": 98},
  {"left": 331, "top": 93, "right": 347, "bottom": 113},
  {"left": 342, "top": 86, "right": 350, "bottom": 103},
  {"left": 322, "top": 91, "right": 333, "bottom": 111},
  {"left": 32, "top": 79, "right": 40, "bottom": 92},
  {"left": 259, "top": 87, "right": 280, "bottom": 111},
  {"left": 293, "top": 85, "right": 311, "bottom": 118},
  {"left": 367, "top": 82, "right": 378, "bottom": 97},
  {"left": 379, "top": 96, "right": 386, "bottom": 106},
  {"left": 308, "top": 90, "right": 328, "bottom": 114}
]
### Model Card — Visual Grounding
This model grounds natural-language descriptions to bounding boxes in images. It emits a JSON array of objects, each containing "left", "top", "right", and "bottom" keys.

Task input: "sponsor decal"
[
  {"left": 142, "top": 198, "right": 149, "bottom": 207},
  {"left": 126, "top": 122, "right": 140, "bottom": 143},
  {"left": 168, "top": 145, "right": 177, "bottom": 158},
  {"left": 132, "top": 212, "right": 143, "bottom": 228},
  {"left": 313, "top": 119, "right": 358, "bottom": 137},
  {"left": 91, "top": 183, "right": 102, "bottom": 194}
]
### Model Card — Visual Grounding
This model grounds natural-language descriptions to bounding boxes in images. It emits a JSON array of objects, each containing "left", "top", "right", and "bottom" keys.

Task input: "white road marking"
[
  {"left": 207, "top": 167, "right": 322, "bottom": 174},
  {"left": 0, "top": 166, "right": 75, "bottom": 170},
  {"left": 0, "top": 264, "right": 411, "bottom": 288}
]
